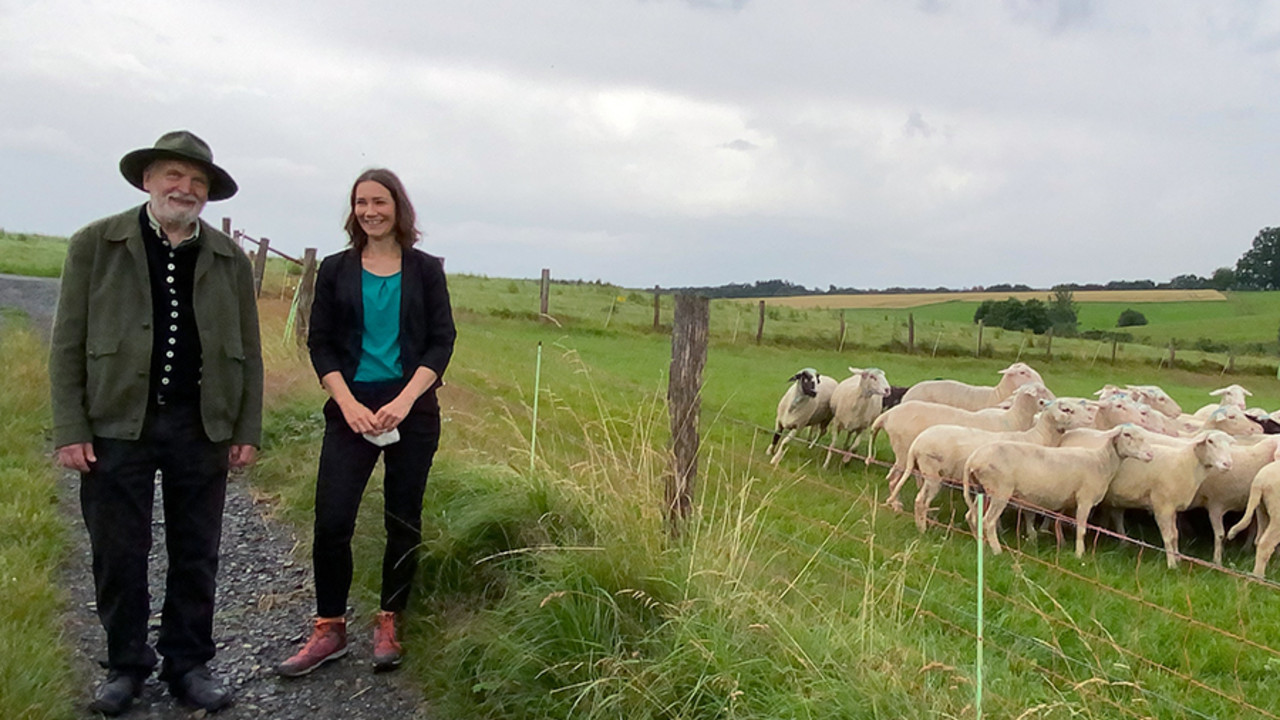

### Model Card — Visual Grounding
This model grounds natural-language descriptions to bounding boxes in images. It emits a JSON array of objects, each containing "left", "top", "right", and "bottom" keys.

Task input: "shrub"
[{"left": 1117, "top": 308, "right": 1147, "bottom": 327}]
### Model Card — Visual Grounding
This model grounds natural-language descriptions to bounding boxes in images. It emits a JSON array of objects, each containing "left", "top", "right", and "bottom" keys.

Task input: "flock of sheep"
[{"left": 766, "top": 362, "right": 1280, "bottom": 575}]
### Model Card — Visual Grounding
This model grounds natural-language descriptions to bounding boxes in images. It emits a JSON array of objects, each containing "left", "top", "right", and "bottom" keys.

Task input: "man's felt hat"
[{"left": 119, "top": 130, "right": 238, "bottom": 201}]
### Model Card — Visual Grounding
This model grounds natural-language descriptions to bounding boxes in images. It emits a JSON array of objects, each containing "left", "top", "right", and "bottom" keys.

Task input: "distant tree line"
[{"left": 669, "top": 226, "right": 1280, "bottom": 299}]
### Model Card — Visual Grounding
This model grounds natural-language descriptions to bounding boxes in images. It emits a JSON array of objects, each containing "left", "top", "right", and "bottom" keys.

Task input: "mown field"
[{"left": 7, "top": 235, "right": 1280, "bottom": 718}]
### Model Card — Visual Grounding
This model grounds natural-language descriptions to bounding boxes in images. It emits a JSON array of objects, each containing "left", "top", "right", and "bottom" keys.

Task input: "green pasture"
[
  {"left": 8, "top": 237, "right": 1280, "bottom": 716},
  {"left": 251, "top": 275, "right": 1280, "bottom": 718},
  {"left": 0, "top": 231, "right": 68, "bottom": 277}
]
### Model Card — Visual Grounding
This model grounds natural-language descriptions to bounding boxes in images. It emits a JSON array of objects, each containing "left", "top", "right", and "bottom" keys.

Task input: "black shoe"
[
  {"left": 88, "top": 671, "right": 143, "bottom": 716},
  {"left": 167, "top": 665, "right": 232, "bottom": 712}
]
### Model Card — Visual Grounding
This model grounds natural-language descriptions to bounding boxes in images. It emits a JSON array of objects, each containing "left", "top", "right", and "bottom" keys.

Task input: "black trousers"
[
  {"left": 80, "top": 401, "right": 229, "bottom": 680},
  {"left": 313, "top": 381, "right": 441, "bottom": 618}
]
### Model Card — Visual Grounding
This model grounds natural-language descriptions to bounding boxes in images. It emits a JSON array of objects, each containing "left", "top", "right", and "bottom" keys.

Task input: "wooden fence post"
[
  {"left": 1045, "top": 327, "right": 1053, "bottom": 360},
  {"left": 221, "top": 217, "right": 232, "bottom": 236},
  {"left": 252, "top": 237, "right": 270, "bottom": 297},
  {"left": 652, "top": 285, "right": 661, "bottom": 330},
  {"left": 294, "top": 248, "right": 318, "bottom": 347},
  {"left": 1111, "top": 336, "right": 1118, "bottom": 364},
  {"left": 1228, "top": 350, "right": 1236, "bottom": 374},
  {"left": 975, "top": 320, "right": 984, "bottom": 357},
  {"left": 1168, "top": 341, "right": 1176, "bottom": 368},
  {"left": 908, "top": 313, "right": 915, "bottom": 354},
  {"left": 539, "top": 268, "right": 550, "bottom": 321},
  {"left": 838, "top": 310, "right": 846, "bottom": 352},
  {"left": 667, "top": 294, "right": 708, "bottom": 535},
  {"left": 756, "top": 300, "right": 766, "bottom": 345}
]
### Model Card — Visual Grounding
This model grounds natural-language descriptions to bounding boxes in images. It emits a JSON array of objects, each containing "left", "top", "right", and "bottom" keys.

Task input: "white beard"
[{"left": 150, "top": 192, "right": 204, "bottom": 229}]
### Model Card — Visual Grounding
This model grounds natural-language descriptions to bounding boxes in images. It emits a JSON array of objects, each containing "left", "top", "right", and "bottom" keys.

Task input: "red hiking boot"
[
  {"left": 276, "top": 617, "right": 348, "bottom": 677},
  {"left": 372, "top": 611, "right": 403, "bottom": 671}
]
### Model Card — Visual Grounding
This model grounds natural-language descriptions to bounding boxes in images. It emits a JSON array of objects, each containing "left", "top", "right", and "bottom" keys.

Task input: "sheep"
[
  {"left": 961, "top": 425, "right": 1155, "bottom": 558},
  {"left": 1225, "top": 450, "right": 1280, "bottom": 577},
  {"left": 1176, "top": 406, "right": 1263, "bottom": 439},
  {"left": 1125, "top": 385, "right": 1182, "bottom": 419},
  {"left": 899, "top": 362, "right": 1047, "bottom": 412},
  {"left": 1191, "top": 384, "right": 1252, "bottom": 420},
  {"left": 767, "top": 368, "right": 838, "bottom": 466},
  {"left": 872, "top": 382, "right": 1055, "bottom": 497},
  {"left": 897, "top": 399, "right": 1094, "bottom": 533},
  {"left": 1101, "top": 430, "right": 1234, "bottom": 568},
  {"left": 1189, "top": 436, "right": 1280, "bottom": 564},
  {"left": 882, "top": 385, "right": 909, "bottom": 412},
  {"left": 822, "top": 368, "right": 892, "bottom": 468}
]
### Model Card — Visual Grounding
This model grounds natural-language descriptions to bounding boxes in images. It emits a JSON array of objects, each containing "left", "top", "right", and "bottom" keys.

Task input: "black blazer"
[{"left": 307, "top": 248, "right": 456, "bottom": 391}]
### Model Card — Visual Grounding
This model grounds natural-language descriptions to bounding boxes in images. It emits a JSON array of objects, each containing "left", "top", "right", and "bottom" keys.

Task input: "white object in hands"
[{"left": 363, "top": 428, "right": 400, "bottom": 447}]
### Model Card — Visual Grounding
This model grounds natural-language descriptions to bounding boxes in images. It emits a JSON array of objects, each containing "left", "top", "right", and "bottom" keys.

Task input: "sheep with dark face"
[{"left": 767, "top": 368, "right": 838, "bottom": 466}]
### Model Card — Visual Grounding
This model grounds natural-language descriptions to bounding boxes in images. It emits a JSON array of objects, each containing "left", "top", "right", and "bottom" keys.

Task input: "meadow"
[{"left": 7, "top": 237, "right": 1280, "bottom": 717}]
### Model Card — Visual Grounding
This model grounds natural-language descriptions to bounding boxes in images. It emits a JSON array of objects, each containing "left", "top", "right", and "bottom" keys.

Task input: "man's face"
[{"left": 143, "top": 158, "right": 210, "bottom": 228}]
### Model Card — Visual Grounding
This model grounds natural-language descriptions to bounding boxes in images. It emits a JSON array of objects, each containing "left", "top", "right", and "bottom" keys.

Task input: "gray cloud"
[{"left": 0, "top": 1, "right": 1276, "bottom": 290}]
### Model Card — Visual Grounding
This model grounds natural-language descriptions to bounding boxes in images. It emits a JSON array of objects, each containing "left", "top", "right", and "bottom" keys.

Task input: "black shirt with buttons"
[{"left": 139, "top": 206, "right": 203, "bottom": 406}]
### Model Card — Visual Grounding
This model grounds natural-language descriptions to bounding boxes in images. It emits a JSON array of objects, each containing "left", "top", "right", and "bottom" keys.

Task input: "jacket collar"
[{"left": 102, "top": 204, "right": 236, "bottom": 257}]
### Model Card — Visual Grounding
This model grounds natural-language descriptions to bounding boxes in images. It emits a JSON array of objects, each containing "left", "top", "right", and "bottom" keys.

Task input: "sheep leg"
[
  {"left": 1207, "top": 507, "right": 1226, "bottom": 566},
  {"left": 1252, "top": 517, "right": 1280, "bottom": 577},
  {"left": 1073, "top": 496, "right": 1102, "bottom": 558},
  {"left": 982, "top": 494, "right": 1010, "bottom": 555},
  {"left": 885, "top": 466, "right": 912, "bottom": 512},
  {"left": 769, "top": 429, "right": 798, "bottom": 466},
  {"left": 766, "top": 426, "right": 783, "bottom": 457},
  {"left": 840, "top": 429, "right": 864, "bottom": 465},
  {"left": 913, "top": 470, "right": 944, "bottom": 533},
  {"left": 1152, "top": 505, "right": 1181, "bottom": 569}
]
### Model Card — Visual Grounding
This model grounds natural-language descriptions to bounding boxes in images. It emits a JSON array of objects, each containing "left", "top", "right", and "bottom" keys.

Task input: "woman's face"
[{"left": 354, "top": 180, "right": 395, "bottom": 243}]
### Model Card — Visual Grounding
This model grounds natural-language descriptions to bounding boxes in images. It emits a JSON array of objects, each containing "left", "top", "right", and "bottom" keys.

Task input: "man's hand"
[
  {"left": 229, "top": 444, "right": 257, "bottom": 468},
  {"left": 55, "top": 442, "right": 96, "bottom": 473}
]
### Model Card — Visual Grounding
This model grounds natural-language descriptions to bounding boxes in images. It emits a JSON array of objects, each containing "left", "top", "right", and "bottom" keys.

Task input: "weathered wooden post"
[
  {"left": 756, "top": 300, "right": 766, "bottom": 345},
  {"left": 908, "top": 313, "right": 915, "bottom": 354},
  {"left": 539, "top": 268, "right": 550, "bottom": 321},
  {"left": 1228, "top": 350, "right": 1236, "bottom": 374},
  {"left": 652, "top": 285, "right": 661, "bottom": 330},
  {"left": 975, "top": 319, "right": 984, "bottom": 357},
  {"left": 667, "top": 294, "right": 708, "bottom": 535},
  {"left": 1111, "top": 336, "right": 1118, "bottom": 364},
  {"left": 1168, "top": 341, "right": 1176, "bottom": 368},
  {"left": 252, "top": 237, "right": 270, "bottom": 297},
  {"left": 1045, "top": 327, "right": 1053, "bottom": 360},
  {"left": 838, "top": 310, "right": 846, "bottom": 352},
  {"left": 221, "top": 217, "right": 232, "bottom": 236},
  {"left": 294, "top": 248, "right": 318, "bottom": 347}
]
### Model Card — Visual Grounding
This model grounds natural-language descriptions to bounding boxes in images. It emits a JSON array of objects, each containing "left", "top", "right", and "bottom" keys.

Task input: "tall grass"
[{"left": 0, "top": 313, "right": 73, "bottom": 720}]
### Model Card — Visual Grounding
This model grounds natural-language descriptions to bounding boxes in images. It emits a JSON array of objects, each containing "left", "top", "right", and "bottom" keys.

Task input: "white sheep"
[
  {"left": 1225, "top": 450, "right": 1280, "bottom": 577},
  {"left": 898, "top": 399, "right": 1093, "bottom": 533},
  {"left": 872, "top": 382, "right": 1055, "bottom": 496},
  {"left": 899, "top": 362, "right": 1048, "bottom": 412},
  {"left": 1101, "top": 430, "right": 1234, "bottom": 568},
  {"left": 961, "top": 425, "right": 1155, "bottom": 558},
  {"left": 767, "top": 368, "right": 838, "bottom": 466},
  {"left": 822, "top": 367, "right": 891, "bottom": 468},
  {"left": 1125, "top": 385, "right": 1182, "bottom": 419},
  {"left": 1191, "top": 384, "right": 1252, "bottom": 420},
  {"left": 1177, "top": 406, "right": 1262, "bottom": 439},
  {"left": 1189, "top": 436, "right": 1280, "bottom": 564}
]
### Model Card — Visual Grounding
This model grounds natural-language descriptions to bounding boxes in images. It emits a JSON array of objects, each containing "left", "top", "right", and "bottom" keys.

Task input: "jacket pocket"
[{"left": 85, "top": 337, "right": 127, "bottom": 420}]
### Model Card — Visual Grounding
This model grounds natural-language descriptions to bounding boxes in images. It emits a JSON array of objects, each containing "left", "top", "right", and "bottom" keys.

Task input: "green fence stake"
[
  {"left": 530, "top": 342, "right": 543, "bottom": 475},
  {"left": 976, "top": 492, "right": 984, "bottom": 720}
]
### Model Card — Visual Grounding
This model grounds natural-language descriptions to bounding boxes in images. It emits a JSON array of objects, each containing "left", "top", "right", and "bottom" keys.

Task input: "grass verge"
[{"left": 0, "top": 312, "right": 73, "bottom": 720}]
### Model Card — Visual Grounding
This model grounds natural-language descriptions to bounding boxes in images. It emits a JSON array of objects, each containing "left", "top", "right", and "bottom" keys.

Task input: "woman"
[{"left": 278, "top": 168, "right": 455, "bottom": 676}]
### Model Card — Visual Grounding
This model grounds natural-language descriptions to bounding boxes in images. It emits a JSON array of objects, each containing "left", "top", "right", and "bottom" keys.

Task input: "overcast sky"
[{"left": 2, "top": 1, "right": 1278, "bottom": 290}]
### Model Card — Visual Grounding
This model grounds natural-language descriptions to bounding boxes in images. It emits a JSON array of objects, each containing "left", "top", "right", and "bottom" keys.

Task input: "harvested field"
[{"left": 760, "top": 288, "right": 1227, "bottom": 309}]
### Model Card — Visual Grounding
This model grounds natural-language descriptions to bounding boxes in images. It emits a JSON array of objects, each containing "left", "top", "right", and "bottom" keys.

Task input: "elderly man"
[{"left": 50, "top": 131, "right": 263, "bottom": 715}]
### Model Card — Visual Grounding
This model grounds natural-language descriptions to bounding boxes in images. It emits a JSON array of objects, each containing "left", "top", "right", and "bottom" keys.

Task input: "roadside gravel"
[{"left": 1, "top": 275, "right": 435, "bottom": 718}]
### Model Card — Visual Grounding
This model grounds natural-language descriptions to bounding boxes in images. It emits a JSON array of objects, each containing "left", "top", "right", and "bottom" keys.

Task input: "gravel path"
[{"left": 0, "top": 275, "right": 435, "bottom": 718}]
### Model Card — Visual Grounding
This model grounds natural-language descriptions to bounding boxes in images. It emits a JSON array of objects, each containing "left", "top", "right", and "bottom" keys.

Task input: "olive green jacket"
[{"left": 49, "top": 205, "right": 264, "bottom": 448}]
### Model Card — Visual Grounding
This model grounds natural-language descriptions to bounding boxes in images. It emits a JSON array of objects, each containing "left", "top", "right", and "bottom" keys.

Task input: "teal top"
[{"left": 353, "top": 269, "right": 403, "bottom": 382}]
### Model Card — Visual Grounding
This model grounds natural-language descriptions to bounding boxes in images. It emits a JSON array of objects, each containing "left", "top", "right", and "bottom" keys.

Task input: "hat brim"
[{"left": 120, "top": 148, "right": 238, "bottom": 201}]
